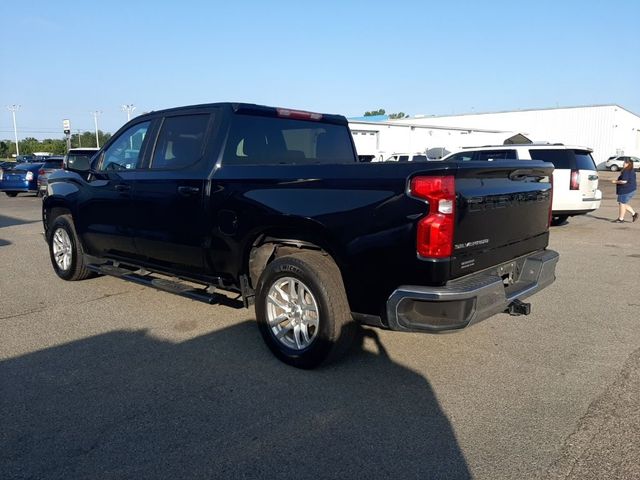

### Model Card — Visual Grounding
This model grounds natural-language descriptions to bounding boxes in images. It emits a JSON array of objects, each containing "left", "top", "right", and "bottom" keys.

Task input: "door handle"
[
  {"left": 114, "top": 184, "right": 131, "bottom": 192},
  {"left": 178, "top": 186, "right": 200, "bottom": 196}
]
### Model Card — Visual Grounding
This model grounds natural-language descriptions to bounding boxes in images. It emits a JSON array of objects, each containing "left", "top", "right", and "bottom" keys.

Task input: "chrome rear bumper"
[{"left": 386, "top": 249, "right": 559, "bottom": 332}]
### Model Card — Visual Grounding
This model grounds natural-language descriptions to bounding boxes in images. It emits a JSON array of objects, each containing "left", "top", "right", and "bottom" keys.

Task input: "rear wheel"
[
  {"left": 551, "top": 215, "right": 569, "bottom": 226},
  {"left": 48, "top": 215, "right": 93, "bottom": 281},
  {"left": 5, "top": 192, "right": 18, "bottom": 197},
  {"left": 255, "top": 250, "right": 355, "bottom": 369},
  {"left": 609, "top": 164, "right": 619, "bottom": 172}
]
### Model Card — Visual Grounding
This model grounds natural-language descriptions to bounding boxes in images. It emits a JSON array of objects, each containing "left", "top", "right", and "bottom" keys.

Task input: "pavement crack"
[{"left": 542, "top": 347, "right": 640, "bottom": 479}]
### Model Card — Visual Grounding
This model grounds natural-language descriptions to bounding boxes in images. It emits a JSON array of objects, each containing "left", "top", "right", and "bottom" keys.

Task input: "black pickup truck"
[{"left": 43, "top": 103, "right": 558, "bottom": 368}]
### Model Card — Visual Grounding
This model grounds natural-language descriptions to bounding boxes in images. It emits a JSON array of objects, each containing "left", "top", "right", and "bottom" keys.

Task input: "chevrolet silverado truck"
[{"left": 43, "top": 103, "right": 558, "bottom": 369}]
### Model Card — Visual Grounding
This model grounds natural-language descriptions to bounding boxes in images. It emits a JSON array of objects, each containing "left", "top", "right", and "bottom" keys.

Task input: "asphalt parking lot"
[{"left": 1, "top": 171, "right": 638, "bottom": 480}]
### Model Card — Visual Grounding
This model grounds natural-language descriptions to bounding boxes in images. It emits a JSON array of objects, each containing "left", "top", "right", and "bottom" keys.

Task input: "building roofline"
[
  {"left": 406, "top": 104, "right": 640, "bottom": 120},
  {"left": 348, "top": 119, "right": 508, "bottom": 134}
]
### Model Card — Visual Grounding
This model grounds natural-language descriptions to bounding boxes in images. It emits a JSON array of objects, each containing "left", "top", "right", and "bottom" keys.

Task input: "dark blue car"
[{"left": 0, "top": 161, "right": 44, "bottom": 197}]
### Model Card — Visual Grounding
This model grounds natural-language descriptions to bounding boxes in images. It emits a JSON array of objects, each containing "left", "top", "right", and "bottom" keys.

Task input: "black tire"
[
  {"left": 47, "top": 214, "right": 93, "bottom": 281},
  {"left": 255, "top": 250, "right": 356, "bottom": 369},
  {"left": 5, "top": 192, "right": 18, "bottom": 197},
  {"left": 551, "top": 215, "right": 569, "bottom": 226},
  {"left": 609, "top": 164, "right": 619, "bottom": 172}
]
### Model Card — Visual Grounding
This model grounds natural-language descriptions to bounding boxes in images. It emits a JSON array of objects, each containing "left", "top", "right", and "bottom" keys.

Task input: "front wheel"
[
  {"left": 48, "top": 215, "right": 93, "bottom": 281},
  {"left": 255, "top": 250, "right": 356, "bottom": 369},
  {"left": 609, "top": 164, "right": 619, "bottom": 172}
]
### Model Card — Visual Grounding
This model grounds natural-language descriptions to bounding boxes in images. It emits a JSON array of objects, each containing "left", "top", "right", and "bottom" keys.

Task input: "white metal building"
[
  {"left": 391, "top": 104, "right": 640, "bottom": 166},
  {"left": 348, "top": 120, "right": 517, "bottom": 161}
]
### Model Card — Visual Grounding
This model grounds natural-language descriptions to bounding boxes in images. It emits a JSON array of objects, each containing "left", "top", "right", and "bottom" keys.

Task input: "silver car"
[{"left": 605, "top": 155, "right": 640, "bottom": 172}]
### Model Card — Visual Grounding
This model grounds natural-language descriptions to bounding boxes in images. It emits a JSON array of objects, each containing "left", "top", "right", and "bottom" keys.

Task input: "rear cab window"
[{"left": 223, "top": 114, "right": 355, "bottom": 165}]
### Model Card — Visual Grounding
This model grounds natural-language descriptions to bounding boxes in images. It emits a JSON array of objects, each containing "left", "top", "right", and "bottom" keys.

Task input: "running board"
[{"left": 87, "top": 264, "right": 244, "bottom": 308}]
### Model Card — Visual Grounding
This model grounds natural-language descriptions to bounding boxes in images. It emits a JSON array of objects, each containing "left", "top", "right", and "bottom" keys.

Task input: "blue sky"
[{"left": 1, "top": 0, "right": 639, "bottom": 139}]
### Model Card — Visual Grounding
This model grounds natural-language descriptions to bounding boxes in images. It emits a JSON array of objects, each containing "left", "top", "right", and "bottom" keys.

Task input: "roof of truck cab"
[{"left": 132, "top": 102, "right": 349, "bottom": 125}]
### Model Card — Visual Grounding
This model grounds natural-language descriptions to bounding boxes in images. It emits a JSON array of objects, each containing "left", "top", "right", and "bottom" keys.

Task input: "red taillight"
[
  {"left": 276, "top": 108, "right": 323, "bottom": 121},
  {"left": 38, "top": 169, "right": 45, "bottom": 175},
  {"left": 410, "top": 176, "right": 455, "bottom": 258},
  {"left": 570, "top": 169, "right": 580, "bottom": 190}
]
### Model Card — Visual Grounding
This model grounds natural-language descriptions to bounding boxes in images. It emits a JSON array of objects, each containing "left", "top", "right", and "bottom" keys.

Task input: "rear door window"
[
  {"left": 528, "top": 149, "right": 572, "bottom": 169},
  {"left": 151, "top": 114, "right": 211, "bottom": 170},
  {"left": 223, "top": 115, "right": 355, "bottom": 165},
  {"left": 412, "top": 155, "right": 427, "bottom": 162},
  {"left": 398, "top": 155, "right": 409, "bottom": 162}
]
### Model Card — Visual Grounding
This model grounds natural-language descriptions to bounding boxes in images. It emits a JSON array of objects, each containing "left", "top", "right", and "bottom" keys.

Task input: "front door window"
[{"left": 100, "top": 122, "right": 151, "bottom": 171}]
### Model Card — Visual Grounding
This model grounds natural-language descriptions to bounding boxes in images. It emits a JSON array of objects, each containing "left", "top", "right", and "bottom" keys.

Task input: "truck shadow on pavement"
[
  {"left": 0, "top": 214, "right": 39, "bottom": 229},
  {"left": 0, "top": 323, "right": 471, "bottom": 480}
]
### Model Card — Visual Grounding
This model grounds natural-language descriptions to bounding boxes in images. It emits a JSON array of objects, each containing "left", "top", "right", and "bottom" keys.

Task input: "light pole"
[
  {"left": 91, "top": 111, "right": 102, "bottom": 148},
  {"left": 121, "top": 104, "right": 136, "bottom": 122},
  {"left": 7, "top": 105, "right": 20, "bottom": 156}
]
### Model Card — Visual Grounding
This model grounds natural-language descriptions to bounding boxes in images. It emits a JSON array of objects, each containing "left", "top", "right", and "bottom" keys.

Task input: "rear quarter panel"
[{"left": 208, "top": 162, "right": 457, "bottom": 315}]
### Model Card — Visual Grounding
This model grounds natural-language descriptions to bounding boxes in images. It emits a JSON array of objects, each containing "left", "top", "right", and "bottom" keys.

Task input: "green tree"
[
  {"left": 389, "top": 112, "right": 409, "bottom": 119},
  {"left": 364, "top": 109, "right": 386, "bottom": 117},
  {"left": 71, "top": 130, "right": 111, "bottom": 149},
  {"left": 0, "top": 141, "right": 8, "bottom": 158}
]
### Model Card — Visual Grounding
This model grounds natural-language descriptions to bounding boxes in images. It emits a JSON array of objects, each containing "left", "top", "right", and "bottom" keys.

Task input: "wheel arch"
[
  {"left": 244, "top": 224, "right": 348, "bottom": 294},
  {"left": 42, "top": 195, "right": 75, "bottom": 238}
]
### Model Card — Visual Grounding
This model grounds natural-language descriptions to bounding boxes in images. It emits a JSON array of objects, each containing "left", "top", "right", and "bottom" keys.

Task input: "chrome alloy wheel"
[
  {"left": 52, "top": 228, "right": 73, "bottom": 271},
  {"left": 266, "top": 277, "right": 319, "bottom": 351}
]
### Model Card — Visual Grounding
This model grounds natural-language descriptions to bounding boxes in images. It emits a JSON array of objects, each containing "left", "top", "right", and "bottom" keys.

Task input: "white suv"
[{"left": 443, "top": 144, "right": 602, "bottom": 225}]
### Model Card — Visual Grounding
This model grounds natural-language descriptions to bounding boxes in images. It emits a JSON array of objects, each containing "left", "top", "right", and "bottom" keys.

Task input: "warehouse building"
[
  {"left": 348, "top": 119, "right": 517, "bottom": 162},
  {"left": 388, "top": 104, "right": 640, "bottom": 166}
]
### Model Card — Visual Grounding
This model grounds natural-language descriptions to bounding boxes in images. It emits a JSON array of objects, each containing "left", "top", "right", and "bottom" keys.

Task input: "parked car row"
[{"left": 0, "top": 148, "right": 99, "bottom": 197}]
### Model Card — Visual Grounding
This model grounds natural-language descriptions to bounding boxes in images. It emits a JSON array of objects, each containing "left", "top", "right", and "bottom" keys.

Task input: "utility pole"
[
  {"left": 7, "top": 105, "right": 20, "bottom": 156},
  {"left": 121, "top": 104, "right": 136, "bottom": 122},
  {"left": 77, "top": 129, "right": 82, "bottom": 148},
  {"left": 91, "top": 111, "right": 102, "bottom": 148}
]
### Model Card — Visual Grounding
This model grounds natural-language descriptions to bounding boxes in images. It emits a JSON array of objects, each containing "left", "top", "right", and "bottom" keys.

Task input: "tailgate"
[{"left": 451, "top": 161, "right": 553, "bottom": 279}]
